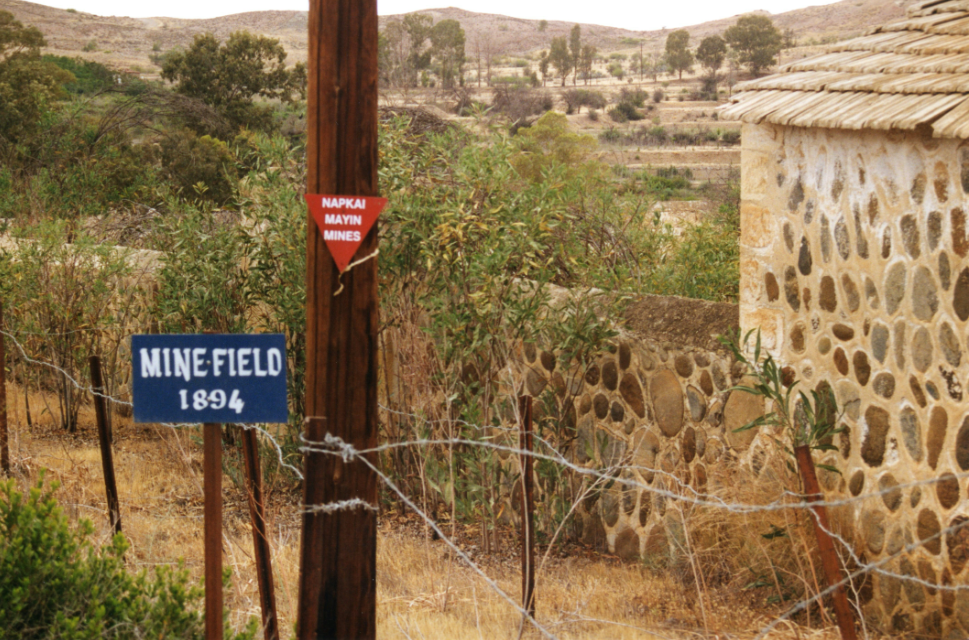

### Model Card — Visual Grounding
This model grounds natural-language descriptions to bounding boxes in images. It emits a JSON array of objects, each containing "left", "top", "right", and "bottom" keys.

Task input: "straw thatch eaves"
[{"left": 721, "top": 0, "right": 969, "bottom": 138}]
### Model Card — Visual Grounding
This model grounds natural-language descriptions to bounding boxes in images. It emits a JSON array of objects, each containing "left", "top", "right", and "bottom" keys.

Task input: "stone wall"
[
  {"left": 509, "top": 294, "right": 760, "bottom": 561},
  {"left": 740, "top": 122, "right": 969, "bottom": 636}
]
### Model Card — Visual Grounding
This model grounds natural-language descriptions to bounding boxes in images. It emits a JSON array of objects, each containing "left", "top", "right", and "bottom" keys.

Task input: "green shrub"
[
  {"left": 160, "top": 129, "right": 237, "bottom": 205},
  {"left": 562, "top": 89, "right": 606, "bottom": 114},
  {"left": 43, "top": 56, "right": 114, "bottom": 94},
  {"left": 598, "top": 127, "right": 622, "bottom": 143},
  {"left": 82, "top": 39, "right": 97, "bottom": 52},
  {"left": 608, "top": 101, "right": 643, "bottom": 123},
  {"left": 0, "top": 475, "right": 256, "bottom": 639},
  {"left": 618, "top": 88, "right": 647, "bottom": 108},
  {"left": 0, "top": 220, "right": 147, "bottom": 431}
]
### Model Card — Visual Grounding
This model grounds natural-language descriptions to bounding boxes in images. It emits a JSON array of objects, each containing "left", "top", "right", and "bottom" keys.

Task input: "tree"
[
  {"left": 665, "top": 29, "right": 693, "bottom": 80},
  {"left": 403, "top": 13, "right": 433, "bottom": 84},
  {"left": 0, "top": 11, "right": 74, "bottom": 147},
  {"left": 569, "top": 24, "right": 581, "bottom": 86},
  {"left": 580, "top": 44, "right": 596, "bottom": 85},
  {"left": 696, "top": 35, "right": 727, "bottom": 78},
  {"left": 724, "top": 14, "right": 783, "bottom": 76},
  {"left": 161, "top": 31, "right": 304, "bottom": 132},
  {"left": 430, "top": 19, "right": 465, "bottom": 89},
  {"left": 380, "top": 21, "right": 411, "bottom": 87},
  {"left": 538, "top": 50, "right": 550, "bottom": 87},
  {"left": 537, "top": 19, "right": 548, "bottom": 33},
  {"left": 608, "top": 61, "right": 624, "bottom": 80},
  {"left": 549, "top": 36, "right": 572, "bottom": 87},
  {"left": 782, "top": 27, "right": 798, "bottom": 50}
]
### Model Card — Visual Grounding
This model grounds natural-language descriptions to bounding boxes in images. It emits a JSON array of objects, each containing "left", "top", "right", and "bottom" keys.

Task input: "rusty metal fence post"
[
  {"left": 89, "top": 356, "right": 121, "bottom": 536},
  {"left": 519, "top": 395, "right": 535, "bottom": 619},
  {"left": 0, "top": 301, "right": 8, "bottom": 476},
  {"left": 794, "top": 444, "right": 857, "bottom": 640},
  {"left": 204, "top": 422, "right": 223, "bottom": 640},
  {"left": 241, "top": 427, "right": 279, "bottom": 640}
]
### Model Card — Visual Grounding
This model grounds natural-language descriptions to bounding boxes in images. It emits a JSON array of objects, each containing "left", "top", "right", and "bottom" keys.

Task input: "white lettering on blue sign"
[{"left": 139, "top": 347, "right": 284, "bottom": 382}]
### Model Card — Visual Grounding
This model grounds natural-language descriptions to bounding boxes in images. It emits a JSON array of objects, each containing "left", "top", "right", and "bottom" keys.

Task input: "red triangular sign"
[{"left": 305, "top": 194, "right": 387, "bottom": 273}]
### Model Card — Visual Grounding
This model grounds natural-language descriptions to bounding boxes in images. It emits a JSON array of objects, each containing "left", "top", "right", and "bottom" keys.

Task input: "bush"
[
  {"left": 0, "top": 475, "right": 257, "bottom": 639},
  {"left": 608, "top": 101, "right": 643, "bottom": 123},
  {"left": 562, "top": 89, "right": 607, "bottom": 114},
  {"left": 598, "top": 127, "right": 621, "bottom": 144},
  {"left": 0, "top": 220, "right": 147, "bottom": 431},
  {"left": 490, "top": 86, "right": 552, "bottom": 125},
  {"left": 618, "top": 88, "right": 647, "bottom": 108},
  {"left": 510, "top": 111, "right": 597, "bottom": 182},
  {"left": 160, "top": 129, "right": 237, "bottom": 205},
  {"left": 43, "top": 56, "right": 115, "bottom": 94},
  {"left": 652, "top": 88, "right": 664, "bottom": 103}
]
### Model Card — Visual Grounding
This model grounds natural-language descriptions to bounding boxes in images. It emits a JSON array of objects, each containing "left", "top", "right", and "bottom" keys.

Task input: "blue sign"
[{"left": 131, "top": 334, "right": 288, "bottom": 424}]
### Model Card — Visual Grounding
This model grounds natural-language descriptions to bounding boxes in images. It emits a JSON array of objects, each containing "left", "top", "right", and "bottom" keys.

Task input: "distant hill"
[{"left": 0, "top": 0, "right": 918, "bottom": 72}]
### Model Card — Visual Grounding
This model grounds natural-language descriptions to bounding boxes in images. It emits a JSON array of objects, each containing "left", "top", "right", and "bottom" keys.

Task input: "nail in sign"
[{"left": 305, "top": 194, "right": 387, "bottom": 273}]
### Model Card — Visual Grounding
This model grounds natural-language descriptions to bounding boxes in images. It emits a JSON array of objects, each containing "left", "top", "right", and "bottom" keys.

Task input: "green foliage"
[
  {"left": 430, "top": 19, "right": 465, "bottom": 89},
  {"left": 0, "top": 99, "right": 163, "bottom": 218},
  {"left": 722, "top": 329, "right": 843, "bottom": 456},
  {"left": 696, "top": 35, "right": 727, "bottom": 76},
  {"left": 153, "top": 206, "right": 250, "bottom": 335},
  {"left": 537, "top": 19, "right": 548, "bottom": 32},
  {"left": 0, "top": 11, "right": 74, "bottom": 150},
  {"left": 607, "top": 61, "right": 624, "bottom": 80},
  {"left": 569, "top": 24, "right": 581, "bottom": 84},
  {"left": 646, "top": 199, "right": 740, "bottom": 301},
  {"left": 724, "top": 15, "right": 783, "bottom": 76},
  {"left": 160, "top": 128, "right": 238, "bottom": 205},
  {"left": 82, "top": 39, "right": 97, "bottom": 52},
  {"left": 548, "top": 36, "right": 572, "bottom": 86},
  {"left": 510, "top": 111, "right": 597, "bottom": 181},
  {"left": 161, "top": 31, "right": 305, "bottom": 133},
  {"left": 0, "top": 475, "right": 256, "bottom": 639},
  {"left": 0, "top": 220, "right": 147, "bottom": 431},
  {"left": 618, "top": 88, "right": 647, "bottom": 108},
  {"left": 42, "top": 55, "right": 114, "bottom": 94},
  {"left": 664, "top": 29, "right": 694, "bottom": 79},
  {"left": 562, "top": 88, "right": 606, "bottom": 114},
  {"left": 608, "top": 101, "right": 642, "bottom": 123}
]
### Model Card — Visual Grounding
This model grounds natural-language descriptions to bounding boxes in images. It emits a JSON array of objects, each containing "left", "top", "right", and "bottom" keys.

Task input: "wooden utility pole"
[
  {"left": 204, "top": 422, "right": 223, "bottom": 640},
  {"left": 90, "top": 356, "right": 121, "bottom": 536},
  {"left": 297, "top": 0, "right": 381, "bottom": 638}
]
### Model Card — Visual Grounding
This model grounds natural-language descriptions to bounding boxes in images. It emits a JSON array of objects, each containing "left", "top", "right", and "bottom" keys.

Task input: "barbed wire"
[{"left": 6, "top": 339, "right": 969, "bottom": 639}]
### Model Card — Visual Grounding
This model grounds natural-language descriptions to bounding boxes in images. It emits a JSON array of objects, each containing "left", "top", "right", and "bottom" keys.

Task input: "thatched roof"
[{"left": 721, "top": 0, "right": 969, "bottom": 138}]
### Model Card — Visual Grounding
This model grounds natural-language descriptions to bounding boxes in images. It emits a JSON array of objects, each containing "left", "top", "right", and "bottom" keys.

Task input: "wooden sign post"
[{"left": 297, "top": 0, "right": 381, "bottom": 638}]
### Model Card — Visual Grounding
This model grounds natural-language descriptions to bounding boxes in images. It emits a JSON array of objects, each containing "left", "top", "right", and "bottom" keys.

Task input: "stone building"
[{"left": 722, "top": 0, "right": 969, "bottom": 634}]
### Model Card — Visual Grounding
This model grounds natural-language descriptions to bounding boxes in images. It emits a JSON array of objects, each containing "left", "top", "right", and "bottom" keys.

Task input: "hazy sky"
[{"left": 34, "top": 0, "right": 841, "bottom": 31}]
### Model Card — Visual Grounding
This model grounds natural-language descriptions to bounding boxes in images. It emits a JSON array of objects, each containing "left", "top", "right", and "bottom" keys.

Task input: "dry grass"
[{"left": 2, "top": 383, "right": 858, "bottom": 640}]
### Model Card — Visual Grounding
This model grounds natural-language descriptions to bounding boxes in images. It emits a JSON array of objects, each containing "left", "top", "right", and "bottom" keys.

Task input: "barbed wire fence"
[{"left": 3, "top": 325, "right": 969, "bottom": 640}]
